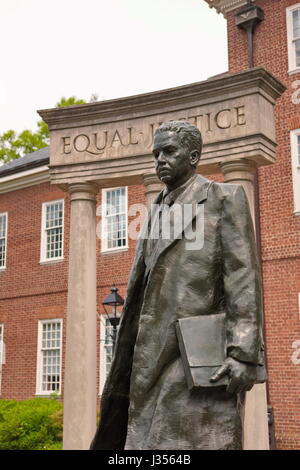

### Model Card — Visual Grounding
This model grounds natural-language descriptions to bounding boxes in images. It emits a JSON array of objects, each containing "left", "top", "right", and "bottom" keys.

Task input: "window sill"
[
  {"left": 101, "top": 247, "right": 128, "bottom": 255},
  {"left": 0, "top": 268, "right": 6, "bottom": 272},
  {"left": 288, "top": 68, "right": 300, "bottom": 76},
  {"left": 293, "top": 210, "right": 300, "bottom": 217},
  {"left": 39, "top": 258, "right": 64, "bottom": 266},
  {"left": 35, "top": 393, "right": 62, "bottom": 398}
]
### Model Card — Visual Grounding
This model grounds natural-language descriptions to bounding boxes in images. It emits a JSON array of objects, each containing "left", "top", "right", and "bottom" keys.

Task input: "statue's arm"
[{"left": 211, "top": 184, "right": 264, "bottom": 392}]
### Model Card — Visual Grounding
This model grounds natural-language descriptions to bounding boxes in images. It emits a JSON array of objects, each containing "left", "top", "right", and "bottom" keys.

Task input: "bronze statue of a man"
[{"left": 91, "top": 121, "right": 265, "bottom": 450}]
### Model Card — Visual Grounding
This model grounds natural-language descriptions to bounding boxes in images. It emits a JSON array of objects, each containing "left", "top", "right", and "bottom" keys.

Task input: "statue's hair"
[{"left": 154, "top": 121, "right": 203, "bottom": 158}]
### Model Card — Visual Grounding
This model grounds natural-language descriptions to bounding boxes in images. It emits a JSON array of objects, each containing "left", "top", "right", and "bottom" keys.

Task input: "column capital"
[
  {"left": 220, "top": 159, "right": 257, "bottom": 183},
  {"left": 220, "top": 158, "right": 258, "bottom": 226},
  {"left": 142, "top": 170, "right": 161, "bottom": 185},
  {"left": 142, "top": 171, "right": 164, "bottom": 207},
  {"left": 68, "top": 182, "right": 99, "bottom": 202}
]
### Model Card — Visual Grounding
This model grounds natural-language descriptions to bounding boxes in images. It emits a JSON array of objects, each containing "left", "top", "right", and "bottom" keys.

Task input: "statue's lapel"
[
  {"left": 145, "top": 175, "right": 212, "bottom": 278},
  {"left": 124, "top": 190, "right": 163, "bottom": 306}
]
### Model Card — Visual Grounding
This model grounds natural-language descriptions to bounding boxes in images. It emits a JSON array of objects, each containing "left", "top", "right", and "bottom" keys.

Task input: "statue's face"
[{"left": 152, "top": 131, "right": 196, "bottom": 189}]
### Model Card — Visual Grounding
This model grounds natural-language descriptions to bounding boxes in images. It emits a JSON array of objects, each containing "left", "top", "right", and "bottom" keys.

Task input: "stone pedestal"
[
  {"left": 221, "top": 159, "right": 269, "bottom": 450},
  {"left": 63, "top": 182, "right": 99, "bottom": 450}
]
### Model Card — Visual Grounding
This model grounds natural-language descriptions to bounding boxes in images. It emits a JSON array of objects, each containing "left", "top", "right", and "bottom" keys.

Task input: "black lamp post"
[{"left": 102, "top": 285, "right": 124, "bottom": 353}]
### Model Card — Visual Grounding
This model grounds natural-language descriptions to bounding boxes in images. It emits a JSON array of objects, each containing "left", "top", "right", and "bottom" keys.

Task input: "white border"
[
  {"left": 290, "top": 129, "right": 300, "bottom": 215},
  {"left": 101, "top": 186, "right": 128, "bottom": 253},
  {"left": 40, "top": 199, "right": 64, "bottom": 263},
  {"left": 35, "top": 318, "right": 63, "bottom": 396},
  {"left": 0, "top": 212, "right": 8, "bottom": 271},
  {"left": 0, "top": 166, "right": 49, "bottom": 194},
  {"left": 287, "top": 3, "right": 300, "bottom": 74}
]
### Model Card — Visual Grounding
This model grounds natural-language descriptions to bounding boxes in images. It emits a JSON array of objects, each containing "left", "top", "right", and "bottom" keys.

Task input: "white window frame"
[
  {"left": 0, "top": 212, "right": 8, "bottom": 270},
  {"left": 36, "top": 319, "right": 63, "bottom": 396},
  {"left": 40, "top": 199, "right": 64, "bottom": 263},
  {"left": 287, "top": 3, "right": 300, "bottom": 74},
  {"left": 99, "top": 313, "right": 121, "bottom": 394},
  {"left": 290, "top": 129, "right": 300, "bottom": 215},
  {"left": 0, "top": 324, "right": 4, "bottom": 395},
  {"left": 101, "top": 187, "right": 128, "bottom": 253}
]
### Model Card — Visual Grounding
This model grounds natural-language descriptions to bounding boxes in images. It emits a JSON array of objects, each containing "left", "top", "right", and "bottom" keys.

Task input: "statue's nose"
[{"left": 157, "top": 151, "right": 166, "bottom": 164}]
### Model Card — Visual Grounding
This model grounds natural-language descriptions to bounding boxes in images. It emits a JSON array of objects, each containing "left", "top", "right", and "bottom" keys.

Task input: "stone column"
[
  {"left": 63, "top": 182, "right": 99, "bottom": 450},
  {"left": 142, "top": 171, "right": 164, "bottom": 207},
  {"left": 220, "top": 159, "right": 269, "bottom": 450},
  {"left": 220, "top": 159, "right": 257, "bottom": 223}
]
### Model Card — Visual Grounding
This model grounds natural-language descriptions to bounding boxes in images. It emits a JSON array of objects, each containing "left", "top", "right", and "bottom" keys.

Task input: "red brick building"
[
  {"left": 204, "top": 0, "right": 300, "bottom": 450},
  {"left": 0, "top": 151, "right": 145, "bottom": 400},
  {"left": 0, "top": 0, "right": 299, "bottom": 450}
]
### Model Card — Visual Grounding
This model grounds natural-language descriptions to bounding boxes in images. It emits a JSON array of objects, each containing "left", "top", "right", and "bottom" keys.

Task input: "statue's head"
[{"left": 152, "top": 121, "right": 202, "bottom": 190}]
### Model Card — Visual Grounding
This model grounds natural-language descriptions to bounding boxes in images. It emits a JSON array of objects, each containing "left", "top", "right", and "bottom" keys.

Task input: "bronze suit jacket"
[{"left": 91, "top": 174, "right": 264, "bottom": 450}]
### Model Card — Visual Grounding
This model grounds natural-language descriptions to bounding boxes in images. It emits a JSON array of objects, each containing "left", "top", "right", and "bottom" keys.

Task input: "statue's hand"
[{"left": 210, "top": 357, "right": 257, "bottom": 394}]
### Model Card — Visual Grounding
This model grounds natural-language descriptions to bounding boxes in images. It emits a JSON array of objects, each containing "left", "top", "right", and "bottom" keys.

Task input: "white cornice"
[
  {"left": 0, "top": 165, "right": 49, "bottom": 194},
  {"left": 203, "top": 0, "right": 248, "bottom": 15}
]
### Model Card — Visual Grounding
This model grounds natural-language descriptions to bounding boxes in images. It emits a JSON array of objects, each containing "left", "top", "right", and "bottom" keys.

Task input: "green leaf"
[{"left": 0, "top": 95, "right": 91, "bottom": 164}]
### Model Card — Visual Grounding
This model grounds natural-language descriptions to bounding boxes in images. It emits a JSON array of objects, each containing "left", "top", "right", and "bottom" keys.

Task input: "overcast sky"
[{"left": 0, "top": 0, "right": 227, "bottom": 134}]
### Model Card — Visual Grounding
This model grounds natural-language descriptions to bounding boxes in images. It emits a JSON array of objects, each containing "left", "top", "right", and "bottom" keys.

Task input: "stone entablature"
[{"left": 39, "top": 68, "right": 285, "bottom": 189}]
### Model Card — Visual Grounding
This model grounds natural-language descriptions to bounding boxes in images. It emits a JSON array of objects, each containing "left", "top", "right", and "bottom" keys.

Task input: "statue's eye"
[{"left": 164, "top": 146, "right": 175, "bottom": 154}]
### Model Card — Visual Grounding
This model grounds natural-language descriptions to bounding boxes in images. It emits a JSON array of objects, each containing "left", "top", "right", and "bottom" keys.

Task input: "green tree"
[
  {"left": 0, "top": 398, "right": 63, "bottom": 450},
  {"left": 0, "top": 95, "right": 97, "bottom": 164}
]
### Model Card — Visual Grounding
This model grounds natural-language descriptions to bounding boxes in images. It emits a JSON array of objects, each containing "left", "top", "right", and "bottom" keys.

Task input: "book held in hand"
[
  {"left": 176, "top": 312, "right": 267, "bottom": 391},
  {"left": 176, "top": 313, "right": 228, "bottom": 390}
]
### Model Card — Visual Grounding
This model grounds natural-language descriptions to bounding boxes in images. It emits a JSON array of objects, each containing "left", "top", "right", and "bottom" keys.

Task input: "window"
[
  {"left": 287, "top": 4, "right": 300, "bottom": 72},
  {"left": 102, "top": 187, "right": 128, "bottom": 252},
  {"left": 99, "top": 316, "right": 120, "bottom": 394},
  {"left": 40, "top": 200, "right": 64, "bottom": 262},
  {"left": 290, "top": 129, "right": 300, "bottom": 215},
  {"left": 0, "top": 213, "right": 7, "bottom": 269},
  {"left": 0, "top": 324, "right": 4, "bottom": 394},
  {"left": 36, "top": 319, "right": 63, "bottom": 395}
]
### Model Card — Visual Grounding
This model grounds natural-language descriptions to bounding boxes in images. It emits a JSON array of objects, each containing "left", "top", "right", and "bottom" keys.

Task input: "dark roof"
[
  {"left": 0, "top": 147, "right": 49, "bottom": 177},
  {"left": 207, "top": 71, "right": 230, "bottom": 80}
]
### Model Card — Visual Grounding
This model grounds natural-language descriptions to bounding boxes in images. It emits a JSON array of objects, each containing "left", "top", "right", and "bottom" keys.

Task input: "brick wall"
[
  {"left": 0, "top": 181, "right": 146, "bottom": 400},
  {"left": 227, "top": 0, "right": 300, "bottom": 449}
]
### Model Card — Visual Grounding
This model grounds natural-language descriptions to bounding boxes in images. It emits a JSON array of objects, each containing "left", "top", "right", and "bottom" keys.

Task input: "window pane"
[
  {"left": 104, "top": 319, "right": 119, "bottom": 379},
  {"left": 46, "top": 227, "right": 63, "bottom": 259},
  {"left": 295, "top": 38, "right": 300, "bottom": 67},
  {"left": 46, "top": 202, "right": 63, "bottom": 229},
  {"left": 40, "top": 321, "right": 61, "bottom": 393},
  {"left": 104, "top": 189, "right": 127, "bottom": 249},
  {"left": 293, "top": 9, "right": 300, "bottom": 38},
  {"left": 44, "top": 201, "right": 63, "bottom": 260},
  {"left": 0, "top": 214, "right": 6, "bottom": 238},
  {"left": 0, "top": 239, "right": 5, "bottom": 268}
]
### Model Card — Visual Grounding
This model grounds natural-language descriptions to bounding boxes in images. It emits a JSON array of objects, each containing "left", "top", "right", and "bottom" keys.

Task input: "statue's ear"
[{"left": 190, "top": 150, "right": 200, "bottom": 166}]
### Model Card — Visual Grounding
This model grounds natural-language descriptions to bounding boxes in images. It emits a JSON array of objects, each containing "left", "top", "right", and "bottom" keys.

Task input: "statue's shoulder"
[{"left": 206, "top": 179, "right": 245, "bottom": 200}]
